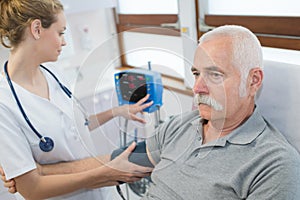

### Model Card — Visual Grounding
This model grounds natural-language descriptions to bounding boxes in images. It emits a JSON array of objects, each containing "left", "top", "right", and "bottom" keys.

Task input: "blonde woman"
[{"left": 0, "top": 0, "right": 152, "bottom": 199}]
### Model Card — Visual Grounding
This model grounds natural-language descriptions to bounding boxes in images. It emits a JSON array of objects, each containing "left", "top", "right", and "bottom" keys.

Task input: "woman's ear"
[
  {"left": 31, "top": 19, "right": 42, "bottom": 40},
  {"left": 249, "top": 67, "right": 263, "bottom": 96}
]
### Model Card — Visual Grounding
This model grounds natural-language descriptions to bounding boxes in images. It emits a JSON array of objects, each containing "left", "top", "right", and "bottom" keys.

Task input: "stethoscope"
[{"left": 4, "top": 61, "right": 90, "bottom": 152}]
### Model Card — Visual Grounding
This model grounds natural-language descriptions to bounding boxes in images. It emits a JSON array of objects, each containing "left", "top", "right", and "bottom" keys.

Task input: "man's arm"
[
  {"left": 246, "top": 152, "right": 300, "bottom": 199},
  {"left": 146, "top": 146, "right": 157, "bottom": 166}
]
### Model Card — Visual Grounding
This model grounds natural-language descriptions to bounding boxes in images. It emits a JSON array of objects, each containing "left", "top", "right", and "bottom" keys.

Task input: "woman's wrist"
[
  {"left": 36, "top": 163, "right": 44, "bottom": 175},
  {"left": 111, "top": 106, "right": 122, "bottom": 118}
]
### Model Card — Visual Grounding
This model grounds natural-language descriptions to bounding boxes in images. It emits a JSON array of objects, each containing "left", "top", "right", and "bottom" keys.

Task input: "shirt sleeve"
[
  {"left": 0, "top": 104, "right": 36, "bottom": 180},
  {"left": 246, "top": 148, "right": 300, "bottom": 200}
]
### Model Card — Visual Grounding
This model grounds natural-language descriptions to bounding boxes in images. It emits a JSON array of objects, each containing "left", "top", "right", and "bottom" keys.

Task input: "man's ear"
[
  {"left": 249, "top": 67, "right": 263, "bottom": 96},
  {"left": 31, "top": 19, "right": 42, "bottom": 40}
]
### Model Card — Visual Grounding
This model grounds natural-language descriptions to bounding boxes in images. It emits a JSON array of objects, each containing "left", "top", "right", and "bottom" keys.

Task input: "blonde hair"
[{"left": 0, "top": 0, "right": 64, "bottom": 48}]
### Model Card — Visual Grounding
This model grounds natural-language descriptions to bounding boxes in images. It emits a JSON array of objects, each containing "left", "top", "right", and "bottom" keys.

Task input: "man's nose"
[{"left": 193, "top": 75, "right": 209, "bottom": 94}]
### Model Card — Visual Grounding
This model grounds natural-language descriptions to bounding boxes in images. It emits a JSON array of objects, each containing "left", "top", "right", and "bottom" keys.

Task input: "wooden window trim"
[
  {"left": 204, "top": 15, "right": 300, "bottom": 36},
  {"left": 117, "top": 25, "right": 180, "bottom": 36},
  {"left": 256, "top": 35, "right": 300, "bottom": 50},
  {"left": 200, "top": 15, "right": 300, "bottom": 51},
  {"left": 115, "top": 13, "right": 181, "bottom": 70},
  {"left": 118, "top": 14, "right": 179, "bottom": 26},
  {"left": 116, "top": 14, "right": 180, "bottom": 36}
]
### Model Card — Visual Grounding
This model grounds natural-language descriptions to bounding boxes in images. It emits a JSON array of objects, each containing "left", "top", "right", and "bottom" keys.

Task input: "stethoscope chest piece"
[
  {"left": 4, "top": 61, "right": 89, "bottom": 152},
  {"left": 39, "top": 137, "right": 54, "bottom": 152}
]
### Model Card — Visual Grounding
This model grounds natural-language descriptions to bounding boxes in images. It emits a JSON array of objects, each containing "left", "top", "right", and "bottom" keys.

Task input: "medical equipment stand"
[{"left": 118, "top": 105, "right": 163, "bottom": 199}]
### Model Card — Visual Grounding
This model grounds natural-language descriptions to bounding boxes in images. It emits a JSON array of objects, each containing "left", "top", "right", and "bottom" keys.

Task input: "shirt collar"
[
  {"left": 190, "top": 106, "right": 266, "bottom": 146},
  {"left": 225, "top": 106, "right": 266, "bottom": 145},
  {"left": 190, "top": 110, "right": 201, "bottom": 127}
]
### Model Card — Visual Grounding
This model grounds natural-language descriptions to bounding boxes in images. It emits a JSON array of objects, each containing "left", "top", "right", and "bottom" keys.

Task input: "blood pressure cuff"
[{"left": 110, "top": 141, "right": 154, "bottom": 168}]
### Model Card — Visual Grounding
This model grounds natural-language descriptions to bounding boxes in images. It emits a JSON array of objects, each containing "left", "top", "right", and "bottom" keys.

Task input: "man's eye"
[
  {"left": 206, "top": 71, "right": 224, "bottom": 84},
  {"left": 192, "top": 71, "right": 200, "bottom": 77},
  {"left": 208, "top": 71, "right": 223, "bottom": 79}
]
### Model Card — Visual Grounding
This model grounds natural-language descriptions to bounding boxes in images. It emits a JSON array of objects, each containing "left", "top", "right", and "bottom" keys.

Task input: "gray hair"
[{"left": 199, "top": 25, "right": 263, "bottom": 96}]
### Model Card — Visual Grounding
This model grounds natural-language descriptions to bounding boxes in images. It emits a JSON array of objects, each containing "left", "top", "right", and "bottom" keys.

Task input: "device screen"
[{"left": 119, "top": 72, "right": 147, "bottom": 103}]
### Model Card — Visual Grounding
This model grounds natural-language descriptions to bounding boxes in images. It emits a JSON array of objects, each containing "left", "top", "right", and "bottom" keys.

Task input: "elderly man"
[
  {"left": 142, "top": 25, "right": 300, "bottom": 199},
  {"left": 2, "top": 25, "right": 300, "bottom": 199}
]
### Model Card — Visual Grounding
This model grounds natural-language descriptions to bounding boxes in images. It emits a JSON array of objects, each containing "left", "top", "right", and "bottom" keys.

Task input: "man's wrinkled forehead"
[{"left": 193, "top": 45, "right": 216, "bottom": 69}]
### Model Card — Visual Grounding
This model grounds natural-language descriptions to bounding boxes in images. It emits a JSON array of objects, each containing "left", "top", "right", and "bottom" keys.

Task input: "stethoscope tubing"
[
  {"left": 3, "top": 61, "right": 89, "bottom": 152},
  {"left": 4, "top": 62, "right": 45, "bottom": 140},
  {"left": 40, "top": 65, "right": 89, "bottom": 125}
]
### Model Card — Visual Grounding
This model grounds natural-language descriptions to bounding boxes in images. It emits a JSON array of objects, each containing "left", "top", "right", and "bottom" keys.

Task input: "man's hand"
[{"left": 0, "top": 166, "right": 16, "bottom": 194}]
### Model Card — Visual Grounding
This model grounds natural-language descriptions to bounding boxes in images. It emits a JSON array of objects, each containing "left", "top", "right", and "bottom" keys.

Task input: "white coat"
[{"left": 0, "top": 65, "right": 108, "bottom": 200}]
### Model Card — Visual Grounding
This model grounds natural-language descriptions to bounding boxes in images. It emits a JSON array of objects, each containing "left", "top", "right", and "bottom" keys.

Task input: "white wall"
[
  {"left": 61, "top": 0, "right": 116, "bottom": 13},
  {"left": 117, "top": 0, "right": 178, "bottom": 14},
  {"left": 56, "top": 8, "right": 120, "bottom": 94},
  {"left": 0, "top": 45, "right": 9, "bottom": 67}
]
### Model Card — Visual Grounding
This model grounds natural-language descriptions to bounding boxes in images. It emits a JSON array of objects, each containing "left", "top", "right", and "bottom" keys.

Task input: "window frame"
[{"left": 116, "top": 1, "right": 300, "bottom": 67}]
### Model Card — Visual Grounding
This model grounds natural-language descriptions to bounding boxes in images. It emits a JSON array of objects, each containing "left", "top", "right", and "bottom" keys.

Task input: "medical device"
[
  {"left": 4, "top": 61, "right": 89, "bottom": 152},
  {"left": 114, "top": 68, "right": 163, "bottom": 113},
  {"left": 113, "top": 65, "right": 163, "bottom": 199},
  {"left": 111, "top": 141, "right": 153, "bottom": 200},
  {"left": 111, "top": 141, "right": 154, "bottom": 169}
]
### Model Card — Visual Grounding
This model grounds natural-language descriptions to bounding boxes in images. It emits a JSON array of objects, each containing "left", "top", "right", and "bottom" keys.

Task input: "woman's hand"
[
  {"left": 113, "top": 94, "right": 153, "bottom": 123},
  {"left": 88, "top": 142, "right": 153, "bottom": 188},
  {"left": 0, "top": 166, "right": 16, "bottom": 194},
  {"left": 1, "top": 142, "right": 153, "bottom": 191}
]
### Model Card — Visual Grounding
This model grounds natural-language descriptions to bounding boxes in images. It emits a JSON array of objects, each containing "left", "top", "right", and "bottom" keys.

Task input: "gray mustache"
[{"left": 193, "top": 94, "right": 223, "bottom": 111}]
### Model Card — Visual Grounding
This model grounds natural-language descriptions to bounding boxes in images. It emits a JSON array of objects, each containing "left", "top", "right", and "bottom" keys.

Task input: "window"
[
  {"left": 115, "top": 0, "right": 186, "bottom": 78},
  {"left": 117, "top": 0, "right": 178, "bottom": 14},
  {"left": 199, "top": 0, "right": 300, "bottom": 51},
  {"left": 206, "top": 0, "right": 300, "bottom": 16}
]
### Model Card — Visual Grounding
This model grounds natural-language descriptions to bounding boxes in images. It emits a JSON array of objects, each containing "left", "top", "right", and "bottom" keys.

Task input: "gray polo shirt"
[{"left": 144, "top": 108, "right": 300, "bottom": 200}]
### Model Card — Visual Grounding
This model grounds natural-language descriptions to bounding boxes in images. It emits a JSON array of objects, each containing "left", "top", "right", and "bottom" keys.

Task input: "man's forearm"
[{"left": 39, "top": 155, "right": 111, "bottom": 175}]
